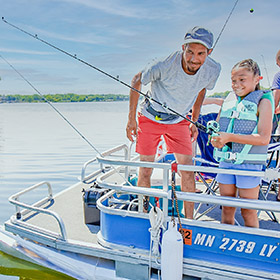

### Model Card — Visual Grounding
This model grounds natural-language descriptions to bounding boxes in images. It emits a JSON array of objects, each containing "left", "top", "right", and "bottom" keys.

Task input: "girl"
[{"left": 211, "top": 59, "right": 274, "bottom": 228}]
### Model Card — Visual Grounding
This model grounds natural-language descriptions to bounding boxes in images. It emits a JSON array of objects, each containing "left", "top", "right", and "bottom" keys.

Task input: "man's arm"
[
  {"left": 189, "top": 88, "right": 206, "bottom": 141},
  {"left": 191, "top": 88, "right": 206, "bottom": 122},
  {"left": 126, "top": 72, "right": 142, "bottom": 141}
]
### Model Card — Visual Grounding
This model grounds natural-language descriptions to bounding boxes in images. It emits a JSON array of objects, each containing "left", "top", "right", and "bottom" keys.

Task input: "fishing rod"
[
  {"left": 261, "top": 54, "right": 271, "bottom": 88},
  {"left": 0, "top": 54, "right": 137, "bottom": 187},
  {"left": 2, "top": 0, "right": 238, "bottom": 134},
  {"left": 0, "top": 54, "right": 101, "bottom": 155},
  {"left": 212, "top": 0, "right": 239, "bottom": 51},
  {"left": 1, "top": 16, "right": 207, "bottom": 133}
]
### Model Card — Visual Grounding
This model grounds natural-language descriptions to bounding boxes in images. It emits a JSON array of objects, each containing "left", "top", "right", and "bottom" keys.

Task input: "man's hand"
[
  {"left": 126, "top": 72, "right": 142, "bottom": 142},
  {"left": 126, "top": 118, "right": 137, "bottom": 142},
  {"left": 275, "top": 105, "right": 280, "bottom": 115},
  {"left": 189, "top": 123, "right": 198, "bottom": 142}
]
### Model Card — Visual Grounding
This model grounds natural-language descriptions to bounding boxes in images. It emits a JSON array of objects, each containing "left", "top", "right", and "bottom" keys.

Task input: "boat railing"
[
  {"left": 81, "top": 143, "right": 139, "bottom": 183},
  {"left": 8, "top": 181, "right": 67, "bottom": 240},
  {"left": 96, "top": 156, "right": 280, "bottom": 219}
]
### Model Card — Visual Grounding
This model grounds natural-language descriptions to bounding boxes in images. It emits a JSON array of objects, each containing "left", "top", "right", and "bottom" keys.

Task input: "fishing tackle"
[
  {"left": 2, "top": 0, "right": 239, "bottom": 135},
  {"left": 261, "top": 54, "right": 271, "bottom": 88},
  {"left": 1, "top": 17, "right": 210, "bottom": 134},
  {"left": 0, "top": 54, "right": 137, "bottom": 187},
  {"left": 206, "top": 120, "right": 220, "bottom": 145},
  {"left": 0, "top": 54, "right": 101, "bottom": 155},
  {"left": 207, "top": 120, "right": 220, "bottom": 135},
  {"left": 212, "top": 0, "right": 239, "bottom": 50}
]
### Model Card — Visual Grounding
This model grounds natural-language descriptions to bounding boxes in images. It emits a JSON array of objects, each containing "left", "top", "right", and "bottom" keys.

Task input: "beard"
[{"left": 186, "top": 63, "right": 201, "bottom": 74}]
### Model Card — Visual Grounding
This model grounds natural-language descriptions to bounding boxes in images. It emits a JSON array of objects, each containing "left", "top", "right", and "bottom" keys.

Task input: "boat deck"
[
  {"left": 6, "top": 172, "right": 280, "bottom": 249},
  {"left": 4, "top": 144, "right": 280, "bottom": 280},
  {"left": 21, "top": 179, "right": 280, "bottom": 237},
  {"left": 22, "top": 181, "right": 99, "bottom": 243}
]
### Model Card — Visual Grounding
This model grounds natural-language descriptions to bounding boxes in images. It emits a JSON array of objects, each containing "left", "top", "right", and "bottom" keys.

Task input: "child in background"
[
  {"left": 271, "top": 49, "right": 280, "bottom": 201},
  {"left": 272, "top": 49, "right": 280, "bottom": 135},
  {"left": 211, "top": 59, "right": 274, "bottom": 228}
]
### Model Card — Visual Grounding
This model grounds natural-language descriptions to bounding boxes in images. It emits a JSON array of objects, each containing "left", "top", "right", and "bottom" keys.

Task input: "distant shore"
[
  {"left": 0, "top": 93, "right": 129, "bottom": 103},
  {"left": 3, "top": 89, "right": 267, "bottom": 103}
]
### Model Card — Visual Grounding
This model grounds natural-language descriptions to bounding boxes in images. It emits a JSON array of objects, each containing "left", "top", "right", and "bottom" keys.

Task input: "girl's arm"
[{"left": 211, "top": 98, "right": 272, "bottom": 148}]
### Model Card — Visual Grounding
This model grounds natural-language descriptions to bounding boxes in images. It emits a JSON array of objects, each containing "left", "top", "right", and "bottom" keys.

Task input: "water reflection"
[
  {"left": 0, "top": 251, "right": 75, "bottom": 279},
  {"left": 0, "top": 102, "right": 128, "bottom": 279}
]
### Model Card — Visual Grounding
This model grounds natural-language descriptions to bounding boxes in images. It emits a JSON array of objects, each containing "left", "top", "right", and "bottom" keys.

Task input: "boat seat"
[
  {"left": 193, "top": 156, "right": 221, "bottom": 221},
  {"left": 258, "top": 135, "right": 280, "bottom": 222},
  {"left": 193, "top": 113, "right": 225, "bottom": 222}
]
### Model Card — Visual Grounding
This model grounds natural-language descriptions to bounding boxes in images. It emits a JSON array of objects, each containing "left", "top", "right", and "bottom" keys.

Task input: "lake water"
[
  {"left": 0, "top": 101, "right": 221, "bottom": 279},
  {"left": 0, "top": 101, "right": 129, "bottom": 279}
]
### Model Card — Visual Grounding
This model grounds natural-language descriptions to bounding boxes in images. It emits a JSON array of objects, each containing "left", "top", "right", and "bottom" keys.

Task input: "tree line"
[
  {"left": 207, "top": 86, "right": 269, "bottom": 99},
  {"left": 0, "top": 87, "right": 269, "bottom": 103},
  {"left": 0, "top": 93, "right": 129, "bottom": 103},
  {"left": 208, "top": 90, "right": 231, "bottom": 98},
  {"left": 0, "top": 91, "right": 230, "bottom": 104}
]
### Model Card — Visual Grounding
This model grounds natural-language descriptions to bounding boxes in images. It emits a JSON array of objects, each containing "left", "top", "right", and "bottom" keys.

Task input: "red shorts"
[{"left": 136, "top": 114, "right": 192, "bottom": 156}]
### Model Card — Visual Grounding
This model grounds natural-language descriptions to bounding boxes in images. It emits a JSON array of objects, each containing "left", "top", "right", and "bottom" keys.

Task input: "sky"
[{"left": 0, "top": 0, "right": 280, "bottom": 96}]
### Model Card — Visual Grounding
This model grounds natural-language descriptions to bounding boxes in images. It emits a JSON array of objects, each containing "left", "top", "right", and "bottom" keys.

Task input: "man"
[{"left": 126, "top": 26, "right": 221, "bottom": 218}]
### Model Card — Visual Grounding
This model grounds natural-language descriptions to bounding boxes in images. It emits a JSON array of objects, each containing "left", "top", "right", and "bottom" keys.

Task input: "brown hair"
[
  {"left": 276, "top": 50, "right": 280, "bottom": 62},
  {"left": 232, "top": 59, "right": 261, "bottom": 90}
]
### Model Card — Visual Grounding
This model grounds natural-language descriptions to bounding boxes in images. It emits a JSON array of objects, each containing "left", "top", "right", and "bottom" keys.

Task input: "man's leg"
[
  {"left": 137, "top": 154, "right": 156, "bottom": 188},
  {"left": 174, "top": 153, "right": 195, "bottom": 219},
  {"left": 137, "top": 154, "right": 156, "bottom": 212},
  {"left": 136, "top": 114, "right": 161, "bottom": 189}
]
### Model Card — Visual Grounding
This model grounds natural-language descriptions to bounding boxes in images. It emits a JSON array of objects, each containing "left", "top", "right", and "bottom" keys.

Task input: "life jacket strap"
[
  {"left": 220, "top": 110, "right": 257, "bottom": 121},
  {"left": 214, "top": 150, "right": 267, "bottom": 164}
]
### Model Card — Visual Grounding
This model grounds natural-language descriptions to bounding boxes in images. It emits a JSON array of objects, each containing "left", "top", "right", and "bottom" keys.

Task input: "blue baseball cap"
[{"left": 184, "top": 26, "right": 214, "bottom": 49}]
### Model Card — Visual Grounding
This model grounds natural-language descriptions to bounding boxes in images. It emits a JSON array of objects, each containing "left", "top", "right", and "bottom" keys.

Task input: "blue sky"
[{"left": 0, "top": 0, "right": 279, "bottom": 96}]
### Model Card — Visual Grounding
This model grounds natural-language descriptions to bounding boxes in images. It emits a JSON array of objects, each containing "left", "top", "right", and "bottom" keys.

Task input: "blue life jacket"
[{"left": 214, "top": 90, "right": 273, "bottom": 165}]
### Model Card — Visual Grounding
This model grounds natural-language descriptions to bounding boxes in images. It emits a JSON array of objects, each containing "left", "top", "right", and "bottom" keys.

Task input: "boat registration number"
[{"left": 182, "top": 227, "right": 280, "bottom": 262}]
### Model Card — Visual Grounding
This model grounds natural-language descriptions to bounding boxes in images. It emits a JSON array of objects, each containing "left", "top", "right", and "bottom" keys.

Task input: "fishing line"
[
  {"left": 261, "top": 54, "right": 271, "bottom": 88},
  {"left": 1, "top": 17, "right": 207, "bottom": 133},
  {"left": 0, "top": 54, "right": 101, "bottom": 155},
  {"left": 212, "top": 0, "right": 239, "bottom": 51},
  {"left": 2, "top": 0, "right": 239, "bottom": 133},
  {"left": 0, "top": 54, "right": 136, "bottom": 188},
  {"left": 0, "top": 3, "right": 240, "bottom": 202}
]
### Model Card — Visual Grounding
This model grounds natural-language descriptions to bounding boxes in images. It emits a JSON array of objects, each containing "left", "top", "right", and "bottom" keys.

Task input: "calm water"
[{"left": 0, "top": 101, "right": 129, "bottom": 279}]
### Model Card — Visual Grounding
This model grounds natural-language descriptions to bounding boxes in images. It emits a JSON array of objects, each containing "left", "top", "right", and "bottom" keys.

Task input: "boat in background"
[{"left": 1, "top": 143, "right": 280, "bottom": 280}]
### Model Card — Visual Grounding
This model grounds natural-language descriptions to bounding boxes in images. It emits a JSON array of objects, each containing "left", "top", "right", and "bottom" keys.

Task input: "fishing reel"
[
  {"left": 206, "top": 120, "right": 220, "bottom": 135},
  {"left": 206, "top": 120, "right": 220, "bottom": 145}
]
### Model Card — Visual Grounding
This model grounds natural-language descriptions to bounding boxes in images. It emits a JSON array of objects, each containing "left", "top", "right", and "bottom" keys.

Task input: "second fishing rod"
[
  {"left": 2, "top": 0, "right": 239, "bottom": 135},
  {"left": 2, "top": 0, "right": 239, "bottom": 136},
  {"left": 2, "top": 17, "right": 209, "bottom": 134}
]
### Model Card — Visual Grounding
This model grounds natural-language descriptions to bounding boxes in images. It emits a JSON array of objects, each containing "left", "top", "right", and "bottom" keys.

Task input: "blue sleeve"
[{"left": 271, "top": 71, "right": 280, "bottom": 90}]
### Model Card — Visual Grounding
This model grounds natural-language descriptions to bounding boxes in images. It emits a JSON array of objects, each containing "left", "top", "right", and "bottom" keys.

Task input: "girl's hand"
[{"left": 210, "top": 132, "right": 229, "bottom": 148}]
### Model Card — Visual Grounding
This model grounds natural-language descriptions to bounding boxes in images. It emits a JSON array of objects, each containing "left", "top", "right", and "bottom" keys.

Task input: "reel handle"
[{"left": 206, "top": 120, "right": 231, "bottom": 148}]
